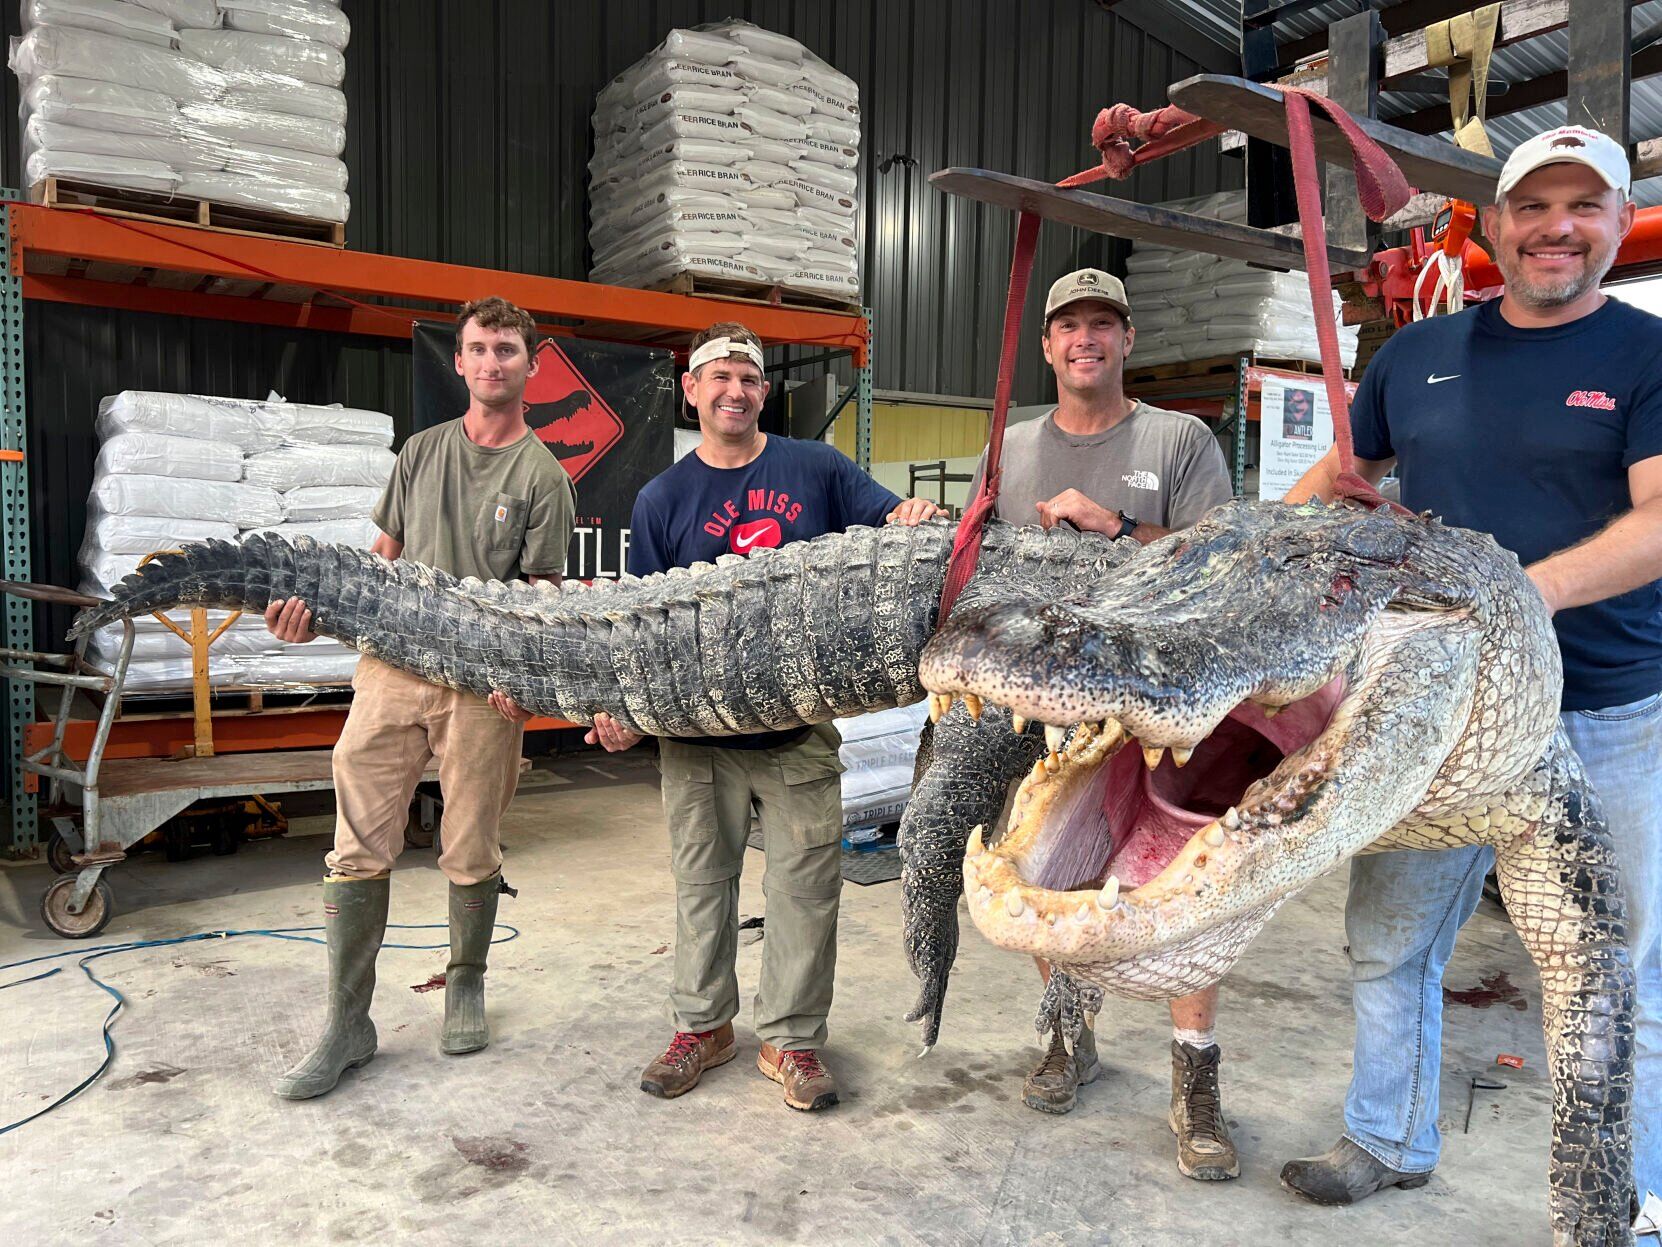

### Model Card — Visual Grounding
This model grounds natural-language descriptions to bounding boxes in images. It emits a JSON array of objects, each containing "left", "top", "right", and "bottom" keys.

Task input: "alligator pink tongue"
[{"left": 1102, "top": 678, "right": 1345, "bottom": 888}]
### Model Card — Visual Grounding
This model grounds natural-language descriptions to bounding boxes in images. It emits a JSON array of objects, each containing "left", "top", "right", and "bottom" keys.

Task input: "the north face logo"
[
  {"left": 1121, "top": 469, "right": 1159, "bottom": 491},
  {"left": 1566, "top": 390, "right": 1617, "bottom": 410}
]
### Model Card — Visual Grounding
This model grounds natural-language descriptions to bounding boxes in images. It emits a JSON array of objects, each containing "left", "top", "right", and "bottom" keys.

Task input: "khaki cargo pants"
[
  {"left": 326, "top": 656, "right": 523, "bottom": 886},
  {"left": 659, "top": 725, "right": 846, "bottom": 1051}
]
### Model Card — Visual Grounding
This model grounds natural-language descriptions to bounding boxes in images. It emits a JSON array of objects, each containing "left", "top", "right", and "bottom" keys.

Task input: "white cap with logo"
[
  {"left": 1044, "top": 268, "right": 1132, "bottom": 321},
  {"left": 1496, "top": 125, "right": 1631, "bottom": 200}
]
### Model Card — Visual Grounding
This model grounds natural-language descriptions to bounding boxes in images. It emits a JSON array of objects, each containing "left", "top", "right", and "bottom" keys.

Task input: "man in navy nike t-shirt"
[
  {"left": 587, "top": 320, "right": 942, "bottom": 1113},
  {"left": 1280, "top": 126, "right": 1662, "bottom": 1221}
]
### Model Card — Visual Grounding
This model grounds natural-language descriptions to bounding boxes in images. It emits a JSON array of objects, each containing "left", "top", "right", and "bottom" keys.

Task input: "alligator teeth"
[
  {"left": 966, "top": 824, "right": 986, "bottom": 856},
  {"left": 1031, "top": 759, "right": 1048, "bottom": 783},
  {"left": 1204, "top": 824, "right": 1226, "bottom": 847},
  {"left": 1004, "top": 891, "right": 1026, "bottom": 918},
  {"left": 1222, "top": 806, "right": 1241, "bottom": 830},
  {"left": 1261, "top": 703, "right": 1282, "bottom": 719},
  {"left": 977, "top": 885, "right": 991, "bottom": 902},
  {"left": 1075, "top": 903, "right": 1092, "bottom": 922},
  {"left": 1010, "top": 713, "right": 1028, "bottom": 734},
  {"left": 928, "top": 692, "right": 954, "bottom": 722},
  {"left": 1044, "top": 751, "right": 1062, "bottom": 774},
  {"left": 963, "top": 694, "right": 983, "bottom": 720},
  {"left": 1171, "top": 746, "right": 1194, "bottom": 768},
  {"left": 1098, "top": 875, "right": 1120, "bottom": 908},
  {"left": 1045, "top": 724, "right": 1067, "bottom": 754},
  {"left": 1142, "top": 745, "right": 1165, "bottom": 770}
]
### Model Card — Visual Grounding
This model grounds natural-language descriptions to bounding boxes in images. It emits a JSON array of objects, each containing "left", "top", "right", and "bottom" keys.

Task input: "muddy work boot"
[
  {"left": 1169, "top": 1040, "right": 1240, "bottom": 1180},
  {"left": 640, "top": 1022, "right": 737, "bottom": 1099},
  {"left": 1280, "top": 1137, "right": 1433, "bottom": 1206},
  {"left": 1022, "top": 1024, "right": 1102, "bottom": 1114},
  {"left": 273, "top": 875, "right": 389, "bottom": 1101},
  {"left": 758, "top": 1044, "right": 839, "bottom": 1112},
  {"left": 441, "top": 874, "right": 501, "bottom": 1055}
]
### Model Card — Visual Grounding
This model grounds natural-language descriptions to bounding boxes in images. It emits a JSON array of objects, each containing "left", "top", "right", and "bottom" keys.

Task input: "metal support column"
[
  {"left": 1241, "top": 7, "right": 1297, "bottom": 230},
  {"left": 856, "top": 305, "right": 874, "bottom": 470},
  {"left": 1567, "top": 0, "right": 1632, "bottom": 142},
  {"left": 0, "top": 196, "right": 36, "bottom": 855},
  {"left": 1233, "top": 354, "right": 1251, "bottom": 498}
]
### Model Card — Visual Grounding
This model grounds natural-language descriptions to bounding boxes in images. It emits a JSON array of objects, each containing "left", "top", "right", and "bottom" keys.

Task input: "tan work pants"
[
  {"left": 658, "top": 725, "right": 846, "bottom": 1050},
  {"left": 327, "top": 656, "right": 523, "bottom": 885}
]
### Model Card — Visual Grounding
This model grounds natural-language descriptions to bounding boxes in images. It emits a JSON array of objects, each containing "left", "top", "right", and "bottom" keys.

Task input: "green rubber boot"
[
  {"left": 441, "top": 874, "right": 500, "bottom": 1055},
  {"left": 273, "top": 875, "right": 388, "bottom": 1101}
]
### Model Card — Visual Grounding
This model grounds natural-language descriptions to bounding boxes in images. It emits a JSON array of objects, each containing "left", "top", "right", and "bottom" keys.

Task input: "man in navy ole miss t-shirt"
[
  {"left": 1280, "top": 127, "right": 1662, "bottom": 1219},
  {"left": 587, "top": 320, "right": 943, "bottom": 1114}
]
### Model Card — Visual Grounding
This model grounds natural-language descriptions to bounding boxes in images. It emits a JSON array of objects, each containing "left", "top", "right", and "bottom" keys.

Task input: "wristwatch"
[{"left": 1117, "top": 511, "right": 1141, "bottom": 539}]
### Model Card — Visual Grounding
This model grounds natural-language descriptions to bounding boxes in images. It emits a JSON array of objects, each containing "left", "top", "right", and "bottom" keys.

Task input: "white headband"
[{"left": 688, "top": 336, "right": 765, "bottom": 374}]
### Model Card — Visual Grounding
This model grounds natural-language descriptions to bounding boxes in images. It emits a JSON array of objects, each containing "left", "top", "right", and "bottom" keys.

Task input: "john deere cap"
[
  {"left": 1044, "top": 268, "right": 1131, "bottom": 320},
  {"left": 1496, "top": 125, "right": 1631, "bottom": 200}
]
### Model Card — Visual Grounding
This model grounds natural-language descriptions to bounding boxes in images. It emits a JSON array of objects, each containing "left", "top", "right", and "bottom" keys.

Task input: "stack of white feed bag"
[
  {"left": 79, "top": 389, "right": 392, "bottom": 692},
  {"left": 589, "top": 19, "right": 860, "bottom": 304},
  {"left": 10, "top": 0, "right": 352, "bottom": 223},
  {"left": 1123, "top": 191, "right": 1358, "bottom": 369}
]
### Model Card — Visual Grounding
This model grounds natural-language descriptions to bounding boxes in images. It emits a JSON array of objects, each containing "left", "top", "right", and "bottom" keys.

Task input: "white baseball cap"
[
  {"left": 1496, "top": 125, "right": 1631, "bottom": 200},
  {"left": 1044, "top": 268, "right": 1131, "bottom": 320}
]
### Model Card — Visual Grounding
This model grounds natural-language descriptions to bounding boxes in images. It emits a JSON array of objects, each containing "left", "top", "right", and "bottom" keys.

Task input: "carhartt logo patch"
[
  {"left": 1566, "top": 390, "right": 1617, "bottom": 410},
  {"left": 1121, "top": 469, "right": 1159, "bottom": 491},
  {"left": 494, "top": 504, "right": 509, "bottom": 523}
]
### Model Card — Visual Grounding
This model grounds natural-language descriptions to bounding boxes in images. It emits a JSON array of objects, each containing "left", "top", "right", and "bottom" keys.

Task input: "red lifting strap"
[{"left": 936, "top": 87, "right": 1415, "bottom": 626}]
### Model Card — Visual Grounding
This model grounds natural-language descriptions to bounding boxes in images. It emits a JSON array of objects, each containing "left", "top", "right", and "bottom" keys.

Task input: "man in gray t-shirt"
[{"left": 996, "top": 269, "right": 1240, "bottom": 1185}]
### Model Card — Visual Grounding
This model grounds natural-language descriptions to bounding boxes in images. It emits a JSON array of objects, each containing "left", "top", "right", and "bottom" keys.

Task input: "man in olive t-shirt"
[
  {"left": 982, "top": 270, "right": 1239, "bottom": 1186},
  {"left": 264, "top": 297, "right": 574, "bottom": 1103}
]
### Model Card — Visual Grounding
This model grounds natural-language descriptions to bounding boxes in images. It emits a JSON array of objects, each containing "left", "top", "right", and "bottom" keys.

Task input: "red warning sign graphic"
[{"left": 522, "top": 338, "right": 626, "bottom": 484}]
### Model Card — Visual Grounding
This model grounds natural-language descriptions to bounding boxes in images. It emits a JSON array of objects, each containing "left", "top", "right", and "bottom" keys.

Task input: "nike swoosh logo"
[
  {"left": 733, "top": 530, "right": 763, "bottom": 550},
  {"left": 1427, "top": 373, "right": 1461, "bottom": 384}
]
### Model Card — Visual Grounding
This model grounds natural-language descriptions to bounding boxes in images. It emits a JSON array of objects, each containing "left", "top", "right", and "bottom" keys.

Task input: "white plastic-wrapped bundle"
[
  {"left": 282, "top": 403, "right": 394, "bottom": 447},
  {"left": 80, "top": 512, "right": 236, "bottom": 555},
  {"left": 281, "top": 484, "right": 381, "bottom": 520},
  {"left": 23, "top": 75, "right": 179, "bottom": 135},
  {"left": 92, "top": 431, "right": 243, "bottom": 482},
  {"left": 89, "top": 472, "right": 284, "bottom": 526},
  {"left": 98, "top": 390, "right": 291, "bottom": 451},
  {"left": 242, "top": 517, "right": 376, "bottom": 547},
  {"left": 21, "top": 0, "right": 177, "bottom": 47},
  {"left": 1124, "top": 191, "right": 1358, "bottom": 369},
  {"left": 835, "top": 702, "right": 927, "bottom": 830},
  {"left": 589, "top": 18, "right": 860, "bottom": 302},
  {"left": 242, "top": 444, "right": 395, "bottom": 491},
  {"left": 10, "top": 9, "right": 353, "bottom": 225}
]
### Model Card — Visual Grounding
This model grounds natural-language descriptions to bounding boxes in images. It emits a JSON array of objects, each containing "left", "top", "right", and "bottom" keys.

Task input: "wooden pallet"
[
  {"left": 32, "top": 177, "right": 346, "bottom": 248},
  {"left": 649, "top": 270, "right": 861, "bottom": 315},
  {"left": 90, "top": 679, "right": 355, "bottom": 722}
]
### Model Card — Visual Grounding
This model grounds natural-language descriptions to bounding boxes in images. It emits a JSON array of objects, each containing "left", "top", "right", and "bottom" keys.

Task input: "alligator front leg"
[
  {"left": 1495, "top": 735, "right": 1635, "bottom": 1247},
  {"left": 900, "top": 704, "right": 1044, "bottom": 1050}
]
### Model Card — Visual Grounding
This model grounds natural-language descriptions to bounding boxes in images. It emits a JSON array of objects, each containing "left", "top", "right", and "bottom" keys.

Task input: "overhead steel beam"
[
  {"left": 1325, "top": 10, "right": 1385, "bottom": 254},
  {"left": 1568, "top": 0, "right": 1632, "bottom": 140},
  {"left": 1392, "top": 42, "right": 1662, "bottom": 134}
]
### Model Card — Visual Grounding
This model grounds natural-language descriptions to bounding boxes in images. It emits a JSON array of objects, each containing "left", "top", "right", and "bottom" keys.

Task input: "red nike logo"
[{"left": 730, "top": 518, "right": 782, "bottom": 554}]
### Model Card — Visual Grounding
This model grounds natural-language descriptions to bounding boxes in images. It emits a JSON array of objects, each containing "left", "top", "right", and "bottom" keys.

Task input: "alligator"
[
  {"left": 918, "top": 498, "right": 1635, "bottom": 1247},
  {"left": 63, "top": 500, "right": 1632, "bottom": 1243}
]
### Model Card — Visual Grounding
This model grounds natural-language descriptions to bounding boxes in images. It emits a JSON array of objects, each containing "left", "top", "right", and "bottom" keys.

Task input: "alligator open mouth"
[{"left": 938, "top": 680, "right": 1343, "bottom": 931}]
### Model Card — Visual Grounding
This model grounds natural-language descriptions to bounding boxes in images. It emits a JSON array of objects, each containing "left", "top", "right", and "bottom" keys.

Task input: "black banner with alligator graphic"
[{"left": 411, "top": 322, "right": 676, "bottom": 580}]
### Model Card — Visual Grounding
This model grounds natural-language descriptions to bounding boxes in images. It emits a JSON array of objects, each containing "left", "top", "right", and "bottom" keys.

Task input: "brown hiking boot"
[
  {"left": 639, "top": 1022, "right": 736, "bottom": 1100},
  {"left": 1169, "top": 1040, "right": 1240, "bottom": 1180},
  {"left": 757, "top": 1043, "right": 839, "bottom": 1111},
  {"left": 1022, "top": 1024, "right": 1102, "bottom": 1114}
]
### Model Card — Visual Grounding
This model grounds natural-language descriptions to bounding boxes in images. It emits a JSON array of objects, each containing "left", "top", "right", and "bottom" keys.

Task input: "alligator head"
[
  {"left": 920, "top": 498, "right": 1634, "bottom": 1245},
  {"left": 920, "top": 497, "right": 1559, "bottom": 994}
]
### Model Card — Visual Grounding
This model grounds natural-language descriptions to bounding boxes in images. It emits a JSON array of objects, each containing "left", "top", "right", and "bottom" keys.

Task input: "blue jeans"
[{"left": 1342, "top": 690, "right": 1662, "bottom": 1199}]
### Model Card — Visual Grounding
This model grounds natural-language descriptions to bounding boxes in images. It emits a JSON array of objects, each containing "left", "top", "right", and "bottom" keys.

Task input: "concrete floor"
[{"left": 0, "top": 750, "right": 1557, "bottom": 1246}]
